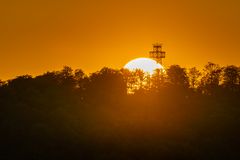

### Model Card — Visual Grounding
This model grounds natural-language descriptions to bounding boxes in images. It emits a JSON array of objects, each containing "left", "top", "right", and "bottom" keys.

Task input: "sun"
[{"left": 124, "top": 57, "right": 164, "bottom": 75}]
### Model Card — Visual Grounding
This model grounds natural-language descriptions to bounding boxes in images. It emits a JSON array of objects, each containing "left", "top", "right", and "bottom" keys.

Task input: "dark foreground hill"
[{"left": 0, "top": 64, "right": 240, "bottom": 159}]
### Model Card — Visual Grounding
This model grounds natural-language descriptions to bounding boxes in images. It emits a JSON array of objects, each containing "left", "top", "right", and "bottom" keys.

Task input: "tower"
[{"left": 149, "top": 43, "right": 166, "bottom": 65}]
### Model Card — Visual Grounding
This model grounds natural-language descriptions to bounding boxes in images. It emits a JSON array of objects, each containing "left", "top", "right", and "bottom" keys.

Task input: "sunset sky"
[{"left": 0, "top": 0, "right": 239, "bottom": 80}]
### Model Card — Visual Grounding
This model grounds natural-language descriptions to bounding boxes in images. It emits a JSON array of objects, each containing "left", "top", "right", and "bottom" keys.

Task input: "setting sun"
[{"left": 124, "top": 57, "right": 164, "bottom": 75}]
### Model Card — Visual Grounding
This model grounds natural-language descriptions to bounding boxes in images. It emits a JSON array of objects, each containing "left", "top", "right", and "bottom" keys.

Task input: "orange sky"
[{"left": 0, "top": 0, "right": 239, "bottom": 80}]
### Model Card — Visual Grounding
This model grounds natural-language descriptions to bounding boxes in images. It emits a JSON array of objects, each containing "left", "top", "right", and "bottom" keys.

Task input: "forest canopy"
[{"left": 0, "top": 62, "right": 240, "bottom": 159}]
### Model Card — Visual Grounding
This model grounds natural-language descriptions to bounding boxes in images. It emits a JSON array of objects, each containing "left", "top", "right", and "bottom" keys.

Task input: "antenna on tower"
[{"left": 149, "top": 43, "right": 166, "bottom": 65}]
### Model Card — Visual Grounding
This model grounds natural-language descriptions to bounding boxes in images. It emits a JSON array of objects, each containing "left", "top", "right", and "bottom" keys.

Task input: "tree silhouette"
[
  {"left": 0, "top": 63, "right": 240, "bottom": 159},
  {"left": 166, "top": 65, "right": 189, "bottom": 88},
  {"left": 222, "top": 65, "right": 240, "bottom": 92},
  {"left": 86, "top": 67, "right": 127, "bottom": 102},
  {"left": 146, "top": 68, "right": 165, "bottom": 92},
  {"left": 188, "top": 67, "right": 201, "bottom": 89},
  {"left": 199, "top": 62, "right": 222, "bottom": 95}
]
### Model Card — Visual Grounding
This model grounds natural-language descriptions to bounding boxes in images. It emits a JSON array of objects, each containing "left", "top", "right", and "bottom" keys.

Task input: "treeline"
[
  {"left": 0, "top": 62, "right": 240, "bottom": 159},
  {"left": 123, "top": 62, "right": 240, "bottom": 95}
]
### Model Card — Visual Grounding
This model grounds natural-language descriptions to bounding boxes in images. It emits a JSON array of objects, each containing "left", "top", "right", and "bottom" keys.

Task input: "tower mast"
[{"left": 149, "top": 43, "right": 166, "bottom": 65}]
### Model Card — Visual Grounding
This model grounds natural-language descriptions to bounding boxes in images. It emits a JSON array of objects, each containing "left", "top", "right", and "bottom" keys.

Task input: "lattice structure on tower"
[{"left": 149, "top": 43, "right": 166, "bottom": 65}]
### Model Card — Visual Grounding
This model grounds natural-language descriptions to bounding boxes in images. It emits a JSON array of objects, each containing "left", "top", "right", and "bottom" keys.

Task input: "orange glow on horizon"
[{"left": 0, "top": 0, "right": 239, "bottom": 80}]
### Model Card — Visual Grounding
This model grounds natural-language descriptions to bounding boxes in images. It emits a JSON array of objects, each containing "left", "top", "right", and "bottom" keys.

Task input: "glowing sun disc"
[{"left": 124, "top": 57, "right": 164, "bottom": 75}]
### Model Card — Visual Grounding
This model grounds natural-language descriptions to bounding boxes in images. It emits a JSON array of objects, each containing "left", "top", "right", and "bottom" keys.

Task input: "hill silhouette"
[{"left": 0, "top": 63, "right": 240, "bottom": 159}]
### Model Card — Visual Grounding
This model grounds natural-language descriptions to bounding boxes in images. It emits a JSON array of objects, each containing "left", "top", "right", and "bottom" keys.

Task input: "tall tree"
[
  {"left": 58, "top": 66, "right": 76, "bottom": 89},
  {"left": 74, "top": 69, "right": 87, "bottom": 89},
  {"left": 151, "top": 68, "right": 166, "bottom": 91},
  {"left": 87, "top": 67, "right": 127, "bottom": 100},
  {"left": 222, "top": 65, "right": 240, "bottom": 92},
  {"left": 188, "top": 67, "right": 201, "bottom": 89},
  {"left": 199, "top": 62, "right": 222, "bottom": 95},
  {"left": 167, "top": 65, "right": 189, "bottom": 88}
]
